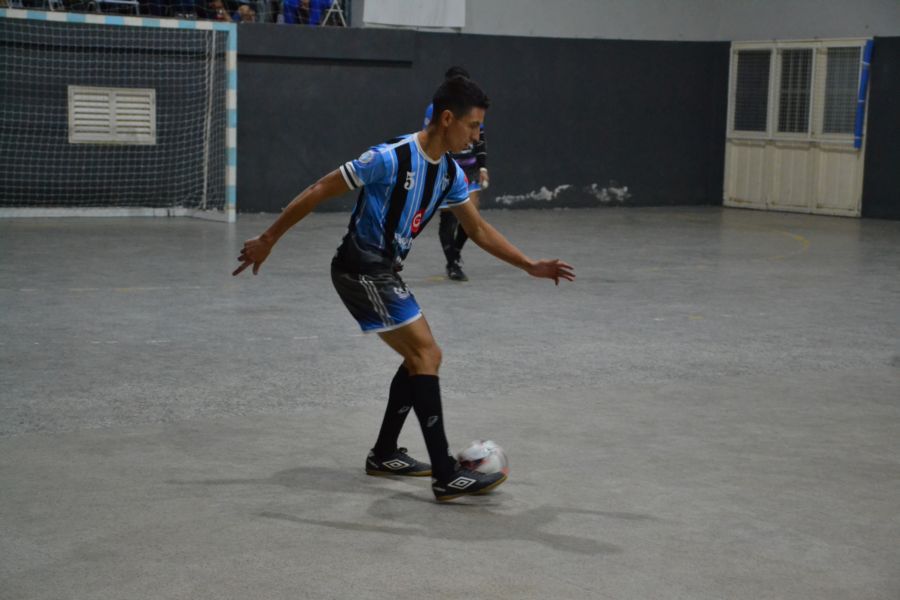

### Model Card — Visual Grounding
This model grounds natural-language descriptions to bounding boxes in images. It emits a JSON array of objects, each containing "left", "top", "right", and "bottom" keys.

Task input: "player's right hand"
[
  {"left": 232, "top": 235, "right": 273, "bottom": 276},
  {"left": 525, "top": 259, "right": 575, "bottom": 286}
]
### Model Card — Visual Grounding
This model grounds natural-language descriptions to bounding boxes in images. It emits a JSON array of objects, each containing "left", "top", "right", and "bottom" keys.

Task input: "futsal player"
[
  {"left": 233, "top": 76, "right": 574, "bottom": 501},
  {"left": 423, "top": 66, "right": 488, "bottom": 281}
]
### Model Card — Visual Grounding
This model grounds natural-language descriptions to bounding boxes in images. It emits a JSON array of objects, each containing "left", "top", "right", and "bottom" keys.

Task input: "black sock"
[
  {"left": 454, "top": 222, "right": 468, "bottom": 254},
  {"left": 409, "top": 375, "right": 454, "bottom": 479},
  {"left": 439, "top": 211, "right": 460, "bottom": 264},
  {"left": 372, "top": 365, "right": 413, "bottom": 458}
]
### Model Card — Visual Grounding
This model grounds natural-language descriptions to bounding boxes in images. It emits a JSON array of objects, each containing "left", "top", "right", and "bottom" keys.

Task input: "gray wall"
[
  {"left": 703, "top": 0, "right": 900, "bottom": 40},
  {"left": 352, "top": 0, "right": 900, "bottom": 41},
  {"left": 236, "top": 26, "right": 729, "bottom": 213}
]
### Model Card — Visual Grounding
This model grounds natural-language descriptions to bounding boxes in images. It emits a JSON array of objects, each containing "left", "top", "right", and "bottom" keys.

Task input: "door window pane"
[
  {"left": 733, "top": 50, "right": 770, "bottom": 132},
  {"left": 777, "top": 49, "right": 813, "bottom": 133},
  {"left": 823, "top": 47, "right": 861, "bottom": 134}
]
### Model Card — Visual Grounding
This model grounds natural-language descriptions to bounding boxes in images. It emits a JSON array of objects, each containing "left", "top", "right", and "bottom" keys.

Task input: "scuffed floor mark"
[
  {"left": 492, "top": 181, "right": 631, "bottom": 207},
  {"left": 495, "top": 184, "right": 573, "bottom": 206},
  {"left": 584, "top": 181, "right": 631, "bottom": 204}
]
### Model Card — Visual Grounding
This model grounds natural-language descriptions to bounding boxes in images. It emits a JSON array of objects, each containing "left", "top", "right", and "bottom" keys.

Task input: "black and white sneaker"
[
  {"left": 446, "top": 261, "right": 468, "bottom": 282},
  {"left": 365, "top": 448, "right": 432, "bottom": 477},
  {"left": 432, "top": 467, "right": 508, "bottom": 502}
]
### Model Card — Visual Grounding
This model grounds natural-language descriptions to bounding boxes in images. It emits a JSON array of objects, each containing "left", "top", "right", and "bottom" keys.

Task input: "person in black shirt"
[{"left": 423, "top": 66, "right": 489, "bottom": 281}]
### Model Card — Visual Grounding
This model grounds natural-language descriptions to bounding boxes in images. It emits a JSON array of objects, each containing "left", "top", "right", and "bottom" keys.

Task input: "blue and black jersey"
[{"left": 335, "top": 133, "right": 470, "bottom": 270}]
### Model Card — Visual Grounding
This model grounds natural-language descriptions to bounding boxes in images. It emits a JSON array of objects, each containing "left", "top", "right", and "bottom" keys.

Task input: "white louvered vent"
[{"left": 68, "top": 86, "right": 156, "bottom": 145}]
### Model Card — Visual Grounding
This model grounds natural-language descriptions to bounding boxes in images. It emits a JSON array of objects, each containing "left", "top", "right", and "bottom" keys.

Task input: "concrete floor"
[{"left": 1, "top": 207, "right": 899, "bottom": 600}]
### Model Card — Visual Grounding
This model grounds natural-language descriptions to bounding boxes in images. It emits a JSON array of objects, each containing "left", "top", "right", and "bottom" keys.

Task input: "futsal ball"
[{"left": 457, "top": 440, "right": 509, "bottom": 475}]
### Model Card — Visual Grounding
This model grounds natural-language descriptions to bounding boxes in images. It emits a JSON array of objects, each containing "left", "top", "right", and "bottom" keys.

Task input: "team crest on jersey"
[
  {"left": 411, "top": 209, "right": 425, "bottom": 234},
  {"left": 403, "top": 171, "right": 415, "bottom": 190},
  {"left": 393, "top": 286, "right": 411, "bottom": 300},
  {"left": 441, "top": 175, "right": 450, "bottom": 191},
  {"left": 358, "top": 150, "right": 375, "bottom": 164}
]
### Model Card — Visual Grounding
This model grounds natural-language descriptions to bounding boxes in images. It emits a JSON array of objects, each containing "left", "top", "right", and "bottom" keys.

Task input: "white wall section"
[{"left": 354, "top": 0, "right": 900, "bottom": 40}]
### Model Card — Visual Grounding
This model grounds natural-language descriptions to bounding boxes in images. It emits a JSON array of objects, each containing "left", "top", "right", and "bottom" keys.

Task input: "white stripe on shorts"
[{"left": 359, "top": 275, "right": 393, "bottom": 327}]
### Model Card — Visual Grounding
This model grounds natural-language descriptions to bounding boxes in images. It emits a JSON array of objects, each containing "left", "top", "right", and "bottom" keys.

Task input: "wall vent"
[{"left": 68, "top": 86, "right": 156, "bottom": 145}]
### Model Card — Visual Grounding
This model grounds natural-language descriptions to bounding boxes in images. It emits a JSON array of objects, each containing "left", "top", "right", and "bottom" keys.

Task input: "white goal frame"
[{"left": 0, "top": 9, "right": 237, "bottom": 222}]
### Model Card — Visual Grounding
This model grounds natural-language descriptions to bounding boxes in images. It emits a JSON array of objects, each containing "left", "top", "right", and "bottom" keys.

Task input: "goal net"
[{"left": 0, "top": 10, "right": 237, "bottom": 221}]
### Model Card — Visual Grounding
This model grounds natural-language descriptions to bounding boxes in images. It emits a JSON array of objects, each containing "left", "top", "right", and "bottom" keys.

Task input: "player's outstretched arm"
[
  {"left": 450, "top": 202, "right": 575, "bottom": 286},
  {"left": 232, "top": 169, "right": 350, "bottom": 276}
]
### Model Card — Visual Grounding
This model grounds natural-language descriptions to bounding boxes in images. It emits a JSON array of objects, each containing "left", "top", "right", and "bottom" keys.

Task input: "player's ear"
[{"left": 440, "top": 109, "right": 454, "bottom": 127}]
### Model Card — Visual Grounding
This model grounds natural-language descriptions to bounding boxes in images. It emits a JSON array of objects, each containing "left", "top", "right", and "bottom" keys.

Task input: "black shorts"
[{"left": 330, "top": 261, "right": 422, "bottom": 333}]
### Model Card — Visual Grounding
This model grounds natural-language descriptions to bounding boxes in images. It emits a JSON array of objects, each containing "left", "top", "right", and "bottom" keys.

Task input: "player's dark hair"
[
  {"left": 444, "top": 65, "right": 470, "bottom": 80},
  {"left": 431, "top": 76, "right": 490, "bottom": 121}
]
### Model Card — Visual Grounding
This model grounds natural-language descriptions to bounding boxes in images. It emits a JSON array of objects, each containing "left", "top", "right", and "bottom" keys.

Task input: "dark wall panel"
[
  {"left": 237, "top": 25, "right": 729, "bottom": 213},
  {"left": 861, "top": 37, "right": 900, "bottom": 220}
]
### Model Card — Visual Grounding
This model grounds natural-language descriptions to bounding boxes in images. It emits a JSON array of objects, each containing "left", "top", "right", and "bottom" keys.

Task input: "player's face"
[{"left": 447, "top": 107, "right": 485, "bottom": 153}]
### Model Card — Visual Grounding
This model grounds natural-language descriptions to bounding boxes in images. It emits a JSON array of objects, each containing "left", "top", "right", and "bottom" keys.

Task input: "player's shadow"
[
  {"left": 167, "top": 465, "right": 397, "bottom": 495},
  {"left": 260, "top": 498, "right": 635, "bottom": 556},
  {"left": 170, "top": 466, "right": 655, "bottom": 555}
]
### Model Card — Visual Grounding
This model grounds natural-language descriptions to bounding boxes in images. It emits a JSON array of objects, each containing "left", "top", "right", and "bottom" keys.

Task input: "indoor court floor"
[{"left": 2, "top": 206, "right": 899, "bottom": 599}]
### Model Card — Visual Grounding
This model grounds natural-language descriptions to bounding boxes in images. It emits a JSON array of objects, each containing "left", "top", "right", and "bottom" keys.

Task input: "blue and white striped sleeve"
[{"left": 340, "top": 147, "right": 389, "bottom": 190}]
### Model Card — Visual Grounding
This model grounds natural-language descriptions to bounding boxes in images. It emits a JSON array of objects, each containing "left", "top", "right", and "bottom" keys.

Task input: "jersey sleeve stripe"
[
  {"left": 341, "top": 162, "right": 363, "bottom": 189},
  {"left": 444, "top": 196, "right": 470, "bottom": 206}
]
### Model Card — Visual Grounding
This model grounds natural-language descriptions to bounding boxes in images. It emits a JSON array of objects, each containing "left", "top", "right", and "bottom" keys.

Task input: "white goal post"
[{"left": 0, "top": 9, "right": 237, "bottom": 222}]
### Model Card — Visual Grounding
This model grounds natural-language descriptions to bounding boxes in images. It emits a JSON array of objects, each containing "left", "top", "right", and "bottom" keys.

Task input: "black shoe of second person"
[
  {"left": 432, "top": 467, "right": 507, "bottom": 502},
  {"left": 446, "top": 261, "right": 468, "bottom": 282},
  {"left": 365, "top": 448, "right": 432, "bottom": 477}
]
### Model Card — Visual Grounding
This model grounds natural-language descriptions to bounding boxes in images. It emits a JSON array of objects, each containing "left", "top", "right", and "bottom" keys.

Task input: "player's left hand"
[
  {"left": 526, "top": 259, "right": 575, "bottom": 286},
  {"left": 232, "top": 234, "right": 273, "bottom": 276}
]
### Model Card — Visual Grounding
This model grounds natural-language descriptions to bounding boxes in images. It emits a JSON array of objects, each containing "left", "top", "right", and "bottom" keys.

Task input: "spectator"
[
  {"left": 282, "top": 0, "right": 328, "bottom": 25},
  {"left": 235, "top": 2, "right": 255, "bottom": 21},
  {"left": 207, "top": 0, "right": 229, "bottom": 20}
]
